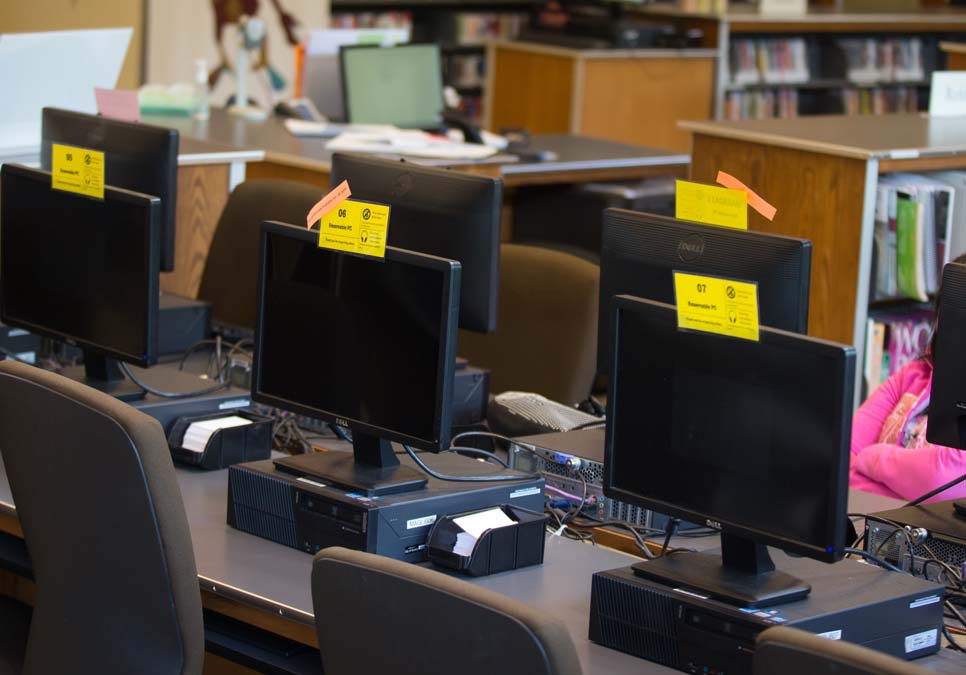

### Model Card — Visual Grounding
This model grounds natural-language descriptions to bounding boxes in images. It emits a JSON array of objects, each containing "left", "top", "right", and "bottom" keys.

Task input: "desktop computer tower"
[
  {"left": 589, "top": 552, "right": 944, "bottom": 675},
  {"left": 228, "top": 452, "right": 544, "bottom": 562}
]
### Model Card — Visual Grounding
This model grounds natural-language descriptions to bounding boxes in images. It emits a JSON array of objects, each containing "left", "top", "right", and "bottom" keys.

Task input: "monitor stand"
[
  {"left": 274, "top": 431, "right": 428, "bottom": 497},
  {"left": 61, "top": 352, "right": 146, "bottom": 402},
  {"left": 631, "top": 532, "right": 811, "bottom": 609}
]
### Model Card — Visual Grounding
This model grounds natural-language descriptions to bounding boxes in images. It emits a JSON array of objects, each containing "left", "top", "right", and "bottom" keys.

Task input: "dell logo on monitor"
[
  {"left": 677, "top": 235, "right": 705, "bottom": 261},
  {"left": 705, "top": 519, "right": 722, "bottom": 530},
  {"left": 390, "top": 172, "right": 414, "bottom": 198},
  {"left": 335, "top": 417, "right": 350, "bottom": 428}
]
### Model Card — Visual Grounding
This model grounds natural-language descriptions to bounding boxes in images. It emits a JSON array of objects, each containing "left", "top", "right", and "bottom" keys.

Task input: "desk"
[
  {"left": 0, "top": 139, "right": 264, "bottom": 301},
  {"left": 0, "top": 455, "right": 962, "bottom": 674},
  {"left": 484, "top": 39, "right": 716, "bottom": 153}
]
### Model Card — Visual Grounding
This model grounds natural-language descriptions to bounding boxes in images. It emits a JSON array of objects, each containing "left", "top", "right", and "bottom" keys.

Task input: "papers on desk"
[
  {"left": 181, "top": 416, "right": 252, "bottom": 454},
  {"left": 451, "top": 508, "right": 516, "bottom": 557},
  {"left": 326, "top": 130, "right": 498, "bottom": 160},
  {"left": 283, "top": 118, "right": 398, "bottom": 138}
]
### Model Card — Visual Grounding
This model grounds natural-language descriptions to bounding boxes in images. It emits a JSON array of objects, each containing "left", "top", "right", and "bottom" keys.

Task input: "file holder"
[
  {"left": 426, "top": 505, "right": 547, "bottom": 577},
  {"left": 167, "top": 410, "right": 272, "bottom": 470}
]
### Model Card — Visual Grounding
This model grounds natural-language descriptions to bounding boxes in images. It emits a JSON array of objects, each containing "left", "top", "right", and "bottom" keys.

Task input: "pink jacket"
[{"left": 851, "top": 359, "right": 966, "bottom": 502}]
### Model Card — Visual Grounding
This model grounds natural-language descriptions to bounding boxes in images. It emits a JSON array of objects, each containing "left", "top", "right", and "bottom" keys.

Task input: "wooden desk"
[
  {"left": 166, "top": 139, "right": 264, "bottom": 298},
  {"left": 484, "top": 40, "right": 716, "bottom": 153},
  {"left": 942, "top": 41, "right": 966, "bottom": 70},
  {"left": 680, "top": 113, "right": 966, "bottom": 400}
]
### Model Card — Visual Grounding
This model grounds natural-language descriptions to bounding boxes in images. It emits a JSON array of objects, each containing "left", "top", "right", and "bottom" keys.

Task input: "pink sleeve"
[
  {"left": 851, "top": 443, "right": 966, "bottom": 502},
  {"left": 850, "top": 368, "right": 907, "bottom": 457}
]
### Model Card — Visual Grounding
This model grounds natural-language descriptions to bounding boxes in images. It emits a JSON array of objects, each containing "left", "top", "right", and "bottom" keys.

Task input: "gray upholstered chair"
[
  {"left": 198, "top": 178, "right": 323, "bottom": 332},
  {"left": 458, "top": 243, "right": 600, "bottom": 405},
  {"left": 312, "top": 546, "right": 583, "bottom": 675},
  {"left": 754, "top": 626, "right": 935, "bottom": 675},
  {"left": 0, "top": 361, "right": 203, "bottom": 675}
]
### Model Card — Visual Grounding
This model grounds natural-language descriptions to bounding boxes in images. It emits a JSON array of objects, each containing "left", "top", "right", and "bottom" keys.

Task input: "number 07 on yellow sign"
[{"left": 673, "top": 272, "right": 760, "bottom": 342}]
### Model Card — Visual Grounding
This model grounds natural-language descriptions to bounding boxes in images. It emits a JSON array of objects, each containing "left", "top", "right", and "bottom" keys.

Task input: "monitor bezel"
[
  {"left": 252, "top": 220, "right": 460, "bottom": 451},
  {"left": 0, "top": 163, "right": 161, "bottom": 368},
  {"left": 40, "top": 107, "right": 179, "bottom": 272},
  {"left": 926, "top": 261, "right": 966, "bottom": 449},
  {"left": 338, "top": 43, "right": 445, "bottom": 129},
  {"left": 603, "top": 294, "right": 853, "bottom": 563},
  {"left": 329, "top": 152, "right": 503, "bottom": 333}
]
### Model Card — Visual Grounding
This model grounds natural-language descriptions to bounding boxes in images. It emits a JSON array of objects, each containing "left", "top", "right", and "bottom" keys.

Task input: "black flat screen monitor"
[
  {"left": 329, "top": 153, "right": 502, "bottom": 333},
  {"left": 40, "top": 107, "right": 179, "bottom": 272},
  {"left": 928, "top": 261, "right": 966, "bottom": 451},
  {"left": 604, "top": 295, "right": 854, "bottom": 608},
  {"left": 252, "top": 221, "right": 460, "bottom": 495},
  {"left": 340, "top": 43, "right": 444, "bottom": 129},
  {"left": 0, "top": 164, "right": 160, "bottom": 400},
  {"left": 598, "top": 209, "right": 812, "bottom": 373}
]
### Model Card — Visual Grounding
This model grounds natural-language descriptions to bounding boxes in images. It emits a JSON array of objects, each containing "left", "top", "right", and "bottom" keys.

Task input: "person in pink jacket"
[{"left": 851, "top": 258, "right": 966, "bottom": 503}]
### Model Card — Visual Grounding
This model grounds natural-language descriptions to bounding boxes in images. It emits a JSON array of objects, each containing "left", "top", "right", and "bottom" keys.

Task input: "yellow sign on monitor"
[
  {"left": 675, "top": 179, "right": 747, "bottom": 230},
  {"left": 673, "top": 272, "right": 759, "bottom": 342},
  {"left": 317, "top": 199, "right": 390, "bottom": 259},
  {"left": 50, "top": 143, "right": 104, "bottom": 200}
]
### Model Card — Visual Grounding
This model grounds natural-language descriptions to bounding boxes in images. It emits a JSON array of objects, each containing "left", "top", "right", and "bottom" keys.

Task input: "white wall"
[{"left": 146, "top": 0, "right": 329, "bottom": 107}]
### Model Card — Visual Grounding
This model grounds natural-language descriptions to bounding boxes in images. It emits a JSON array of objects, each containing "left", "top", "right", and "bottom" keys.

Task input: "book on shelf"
[
  {"left": 838, "top": 37, "right": 924, "bottom": 84},
  {"left": 872, "top": 174, "right": 954, "bottom": 303},
  {"left": 729, "top": 38, "right": 809, "bottom": 86},
  {"left": 724, "top": 88, "right": 798, "bottom": 120},
  {"left": 863, "top": 310, "right": 933, "bottom": 399}
]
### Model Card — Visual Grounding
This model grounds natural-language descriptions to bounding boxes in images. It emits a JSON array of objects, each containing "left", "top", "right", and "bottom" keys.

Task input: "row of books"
[
  {"left": 724, "top": 88, "right": 798, "bottom": 121},
  {"left": 331, "top": 12, "right": 412, "bottom": 29},
  {"left": 871, "top": 173, "right": 966, "bottom": 303},
  {"left": 840, "top": 38, "right": 925, "bottom": 84},
  {"left": 729, "top": 38, "right": 810, "bottom": 86},
  {"left": 451, "top": 13, "right": 526, "bottom": 42},
  {"left": 840, "top": 86, "right": 921, "bottom": 116},
  {"left": 863, "top": 311, "right": 933, "bottom": 399}
]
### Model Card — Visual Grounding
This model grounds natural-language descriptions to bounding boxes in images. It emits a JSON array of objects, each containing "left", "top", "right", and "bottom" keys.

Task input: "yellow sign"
[
  {"left": 673, "top": 272, "right": 759, "bottom": 342},
  {"left": 51, "top": 143, "right": 104, "bottom": 200},
  {"left": 675, "top": 180, "right": 748, "bottom": 230},
  {"left": 318, "top": 199, "right": 390, "bottom": 259}
]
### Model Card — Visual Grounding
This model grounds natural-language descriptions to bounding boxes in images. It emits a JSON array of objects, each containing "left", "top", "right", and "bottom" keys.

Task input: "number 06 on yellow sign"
[
  {"left": 673, "top": 272, "right": 760, "bottom": 342},
  {"left": 317, "top": 199, "right": 390, "bottom": 260}
]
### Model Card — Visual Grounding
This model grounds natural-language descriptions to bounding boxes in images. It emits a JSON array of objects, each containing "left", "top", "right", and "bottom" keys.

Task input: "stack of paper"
[
  {"left": 181, "top": 416, "right": 252, "bottom": 454},
  {"left": 451, "top": 508, "right": 516, "bottom": 557}
]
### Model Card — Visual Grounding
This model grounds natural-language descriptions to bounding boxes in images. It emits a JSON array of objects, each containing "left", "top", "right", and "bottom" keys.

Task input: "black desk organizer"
[
  {"left": 167, "top": 410, "right": 272, "bottom": 470},
  {"left": 427, "top": 505, "right": 547, "bottom": 577}
]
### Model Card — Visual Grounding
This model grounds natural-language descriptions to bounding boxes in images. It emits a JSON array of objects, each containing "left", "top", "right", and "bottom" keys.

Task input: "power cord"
[
  {"left": 403, "top": 445, "right": 541, "bottom": 483},
  {"left": 906, "top": 472, "right": 966, "bottom": 506},
  {"left": 120, "top": 362, "right": 230, "bottom": 399}
]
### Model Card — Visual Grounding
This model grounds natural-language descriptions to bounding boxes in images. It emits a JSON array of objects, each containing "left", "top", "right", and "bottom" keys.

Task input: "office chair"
[
  {"left": 0, "top": 361, "right": 203, "bottom": 675},
  {"left": 312, "top": 547, "right": 583, "bottom": 675},
  {"left": 197, "top": 178, "right": 323, "bottom": 332},
  {"left": 754, "top": 626, "right": 935, "bottom": 675},
  {"left": 458, "top": 243, "right": 600, "bottom": 405}
]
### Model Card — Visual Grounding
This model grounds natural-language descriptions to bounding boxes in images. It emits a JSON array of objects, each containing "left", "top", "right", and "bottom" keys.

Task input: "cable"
[
  {"left": 402, "top": 445, "right": 541, "bottom": 483},
  {"left": 120, "top": 362, "right": 230, "bottom": 399},
  {"left": 561, "top": 473, "right": 588, "bottom": 525},
  {"left": 568, "top": 419, "right": 605, "bottom": 431},
  {"left": 451, "top": 430, "right": 514, "bottom": 447},
  {"left": 943, "top": 626, "right": 966, "bottom": 652},
  {"left": 447, "top": 446, "right": 509, "bottom": 468},
  {"left": 947, "top": 600, "right": 966, "bottom": 631},
  {"left": 660, "top": 518, "right": 681, "bottom": 557},
  {"left": 843, "top": 547, "right": 904, "bottom": 574},
  {"left": 906, "top": 472, "right": 966, "bottom": 506}
]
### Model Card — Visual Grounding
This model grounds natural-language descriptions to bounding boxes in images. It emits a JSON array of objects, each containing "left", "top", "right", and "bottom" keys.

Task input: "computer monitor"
[
  {"left": 927, "top": 261, "right": 966, "bottom": 451},
  {"left": 252, "top": 221, "right": 460, "bottom": 495},
  {"left": 598, "top": 208, "right": 812, "bottom": 373},
  {"left": 329, "top": 153, "right": 502, "bottom": 333},
  {"left": 340, "top": 43, "right": 445, "bottom": 129},
  {"left": 0, "top": 164, "right": 160, "bottom": 400},
  {"left": 604, "top": 295, "right": 854, "bottom": 607},
  {"left": 40, "top": 107, "right": 179, "bottom": 272}
]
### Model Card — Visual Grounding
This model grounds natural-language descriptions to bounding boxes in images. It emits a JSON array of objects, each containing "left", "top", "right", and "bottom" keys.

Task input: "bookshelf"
[
  {"left": 679, "top": 113, "right": 966, "bottom": 405},
  {"left": 635, "top": 3, "right": 966, "bottom": 120},
  {"left": 331, "top": 0, "right": 531, "bottom": 123}
]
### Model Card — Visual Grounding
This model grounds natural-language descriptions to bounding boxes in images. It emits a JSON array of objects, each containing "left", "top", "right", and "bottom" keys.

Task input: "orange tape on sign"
[
  {"left": 307, "top": 180, "right": 352, "bottom": 228},
  {"left": 715, "top": 171, "right": 777, "bottom": 221}
]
